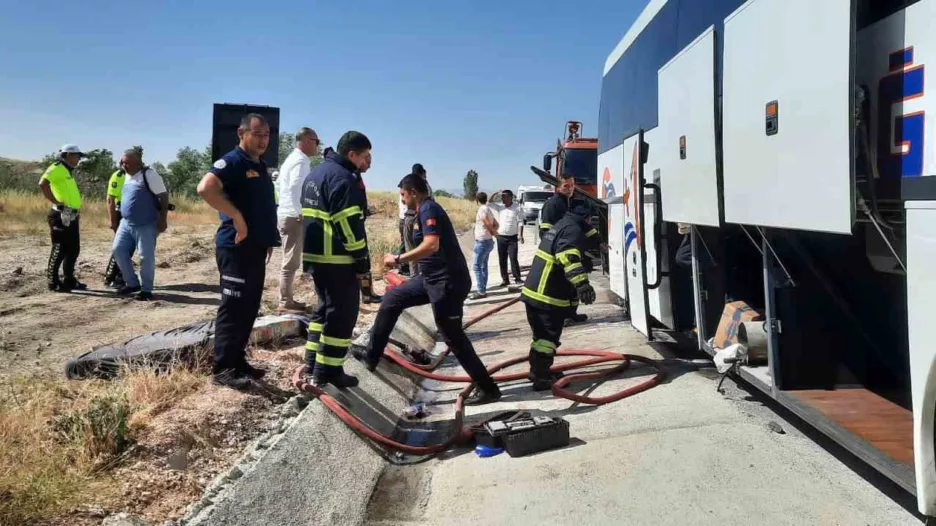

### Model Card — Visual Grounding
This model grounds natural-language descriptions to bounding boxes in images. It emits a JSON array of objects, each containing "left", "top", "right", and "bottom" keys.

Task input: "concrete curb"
[{"left": 170, "top": 310, "right": 440, "bottom": 526}]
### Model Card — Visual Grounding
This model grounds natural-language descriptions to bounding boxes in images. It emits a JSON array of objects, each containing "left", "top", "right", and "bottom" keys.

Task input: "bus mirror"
[
  {"left": 640, "top": 141, "right": 650, "bottom": 164},
  {"left": 543, "top": 154, "right": 552, "bottom": 172}
]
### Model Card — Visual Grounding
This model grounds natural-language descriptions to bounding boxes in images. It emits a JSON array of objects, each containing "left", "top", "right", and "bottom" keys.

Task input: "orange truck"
[{"left": 541, "top": 121, "right": 599, "bottom": 197}]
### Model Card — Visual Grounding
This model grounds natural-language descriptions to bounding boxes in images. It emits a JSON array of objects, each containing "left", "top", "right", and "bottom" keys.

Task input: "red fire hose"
[{"left": 292, "top": 286, "right": 665, "bottom": 455}]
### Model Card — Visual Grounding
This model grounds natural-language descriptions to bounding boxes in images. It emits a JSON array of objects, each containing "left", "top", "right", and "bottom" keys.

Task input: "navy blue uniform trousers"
[{"left": 365, "top": 274, "right": 498, "bottom": 392}]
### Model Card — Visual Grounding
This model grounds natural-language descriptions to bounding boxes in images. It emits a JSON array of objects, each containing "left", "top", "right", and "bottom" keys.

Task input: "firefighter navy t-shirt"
[
  {"left": 414, "top": 200, "right": 469, "bottom": 284},
  {"left": 209, "top": 147, "right": 279, "bottom": 248}
]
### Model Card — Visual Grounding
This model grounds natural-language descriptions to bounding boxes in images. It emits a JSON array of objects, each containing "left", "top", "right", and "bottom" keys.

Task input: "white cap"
[{"left": 59, "top": 144, "right": 85, "bottom": 156}]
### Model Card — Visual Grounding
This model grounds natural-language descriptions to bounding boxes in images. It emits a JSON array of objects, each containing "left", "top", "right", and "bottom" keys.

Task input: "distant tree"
[
  {"left": 167, "top": 146, "right": 210, "bottom": 197},
  {"left": 434, "top": 189, "right": 454, "bottom": 198},
  {"left": 463, "top": 170, "right": 479, "bottom": 201},
  {"left": 278, "top": 134, "right": 296, "bottom": 167}
]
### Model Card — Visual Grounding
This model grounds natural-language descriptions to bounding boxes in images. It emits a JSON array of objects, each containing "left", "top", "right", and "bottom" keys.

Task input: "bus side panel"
[
  {"left": 622, "top": 134, "right": 650, "bottom": 337},
  {"left": 599, "top": 143, "right": 628, "bottom": 300},
  {"left": 907, "top": 203, "right": 936, "bottom": 515},
  {"left": 643, "top": 127, "right": 675, "bottom": 329}
]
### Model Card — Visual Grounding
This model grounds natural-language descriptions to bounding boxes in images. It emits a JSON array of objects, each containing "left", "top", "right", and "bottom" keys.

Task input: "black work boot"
[
  {"left": 313, "top": 366, "right": 359, "bottom": 389},
  {"left": 212, "top": 369, "right": 252, "bottom": 390},
  {"left": 351, "top": 345, "right": 379, "bottom": 372},
  {"left": 466, "top": 384, "right": 502, "bottom": 405},
  {"left": 528, "top": 350, "right": 556, "bottom": 391}
]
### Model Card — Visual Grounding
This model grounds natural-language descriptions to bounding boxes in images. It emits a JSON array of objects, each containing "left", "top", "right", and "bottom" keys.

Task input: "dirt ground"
[
  {"left": 0, "top": 220, "right": 387, "bottom": 525},
  {"left": 0, "top": 223, "right": 385, "bottom": 381}
]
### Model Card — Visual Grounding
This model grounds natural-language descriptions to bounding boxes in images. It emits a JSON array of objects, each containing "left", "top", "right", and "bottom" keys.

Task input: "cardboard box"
[{"left": 714, "top": 301, "right": 763, "bottom": 350}]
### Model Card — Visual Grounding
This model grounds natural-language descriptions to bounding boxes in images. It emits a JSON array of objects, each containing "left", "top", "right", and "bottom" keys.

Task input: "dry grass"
[
  {"left": 0, "top": 362, "right": 205, "bottom": 525},
  {"left": 0, "top": 190, "right": 217, "bottom": 243},
  {"left": 364, "top": 192, "right": 476, "bottom": 276}
]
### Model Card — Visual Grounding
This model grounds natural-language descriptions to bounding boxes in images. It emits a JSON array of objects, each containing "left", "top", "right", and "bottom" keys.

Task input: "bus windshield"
[{"left": 562, "top": 148, "right": 597, "bottom": 186}]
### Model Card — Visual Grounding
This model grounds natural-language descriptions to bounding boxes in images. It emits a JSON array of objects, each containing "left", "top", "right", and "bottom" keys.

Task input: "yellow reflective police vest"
[{"left": 40, "top": 162, "right": 82, "bottom": 209}]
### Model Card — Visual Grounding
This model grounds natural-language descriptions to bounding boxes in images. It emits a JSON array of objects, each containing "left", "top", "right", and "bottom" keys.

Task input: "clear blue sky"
[{"left": 0, "top": 0, "right": 644, "bottom": 192}]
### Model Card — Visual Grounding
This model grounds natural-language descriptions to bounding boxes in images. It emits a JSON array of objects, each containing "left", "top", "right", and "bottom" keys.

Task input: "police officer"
[
  {"left": 522, "top": 201, "right": 597, "bottom": 390},
  {"left": 39, "top": 144, "right": 87, "bottom": 292},
  {"left": 197, "top": 114, "right": 279, "bottom": 390},
  {"left": 353, "top": 173, "right": 502, "bottom": 405},
  {"left": 104, "top": 163, "right": 128, "bottom": 288},
  {"left": 301, "top": 131, "right": 372, "bottom": 388},
  {"left": 538, "top": 173, "right": 600, "bottom": 324}
]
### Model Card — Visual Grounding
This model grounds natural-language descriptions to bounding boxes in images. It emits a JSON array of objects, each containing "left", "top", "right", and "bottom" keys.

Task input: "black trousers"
[
  {"left": 47, "top": 210, "right": 80, "bottom": 287},
  {"left": 397, "top": 218, "right": 411, "bottom": 274},
  {"left": 366, "top": 274, "right": 498, "bottom": 392},
  {"left": 496, "top": 235, "right": 521, "bottom": 283},
  {"left": 308, "top": 264, "right": 360, "bottom": 378},
  {"left": 525, "top": 304, "right": 568, "bottom": 354},
  {"left": 213, "top": 244, "right": 267, "bottom": 373},
  {"left": 105, "top": 249, "right": 133, "bottom": 284}
]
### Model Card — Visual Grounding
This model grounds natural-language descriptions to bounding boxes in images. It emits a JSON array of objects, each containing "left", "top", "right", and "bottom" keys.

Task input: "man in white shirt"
[
  {"left": 398, "top": 163, "right": 432, "bottom": 275},
  {"left": 276, "top": 127, "right": 319, "bottom": 310},
  {"left": 468, "top": 191, "right": 498, "bottom": 299},
  {"left": 489, "top": 189, "right": 524, "bottom": 287},
  {"left": 112, "top": 147, "right": 170, "bottom": 301}
]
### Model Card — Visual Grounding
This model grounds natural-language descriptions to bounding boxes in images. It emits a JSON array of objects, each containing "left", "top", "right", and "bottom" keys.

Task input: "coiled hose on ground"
[{"left": 292, "top": 275, "right": 665, "bottom": 455}]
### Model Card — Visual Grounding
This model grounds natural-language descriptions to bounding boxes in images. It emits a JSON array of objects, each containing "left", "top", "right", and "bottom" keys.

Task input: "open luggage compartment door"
[
  {"left": 657, "top": 26, "right": 721, "bottom": 227},
  {"left": 722, "top": 0, "right": 856, "bottom": 234},
  {"left": 600, "top": 142, "right": 628, "bottom": 301}
]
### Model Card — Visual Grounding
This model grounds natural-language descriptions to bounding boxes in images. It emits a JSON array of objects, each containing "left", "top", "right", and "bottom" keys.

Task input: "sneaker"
[
  {"left": 212, "top": 370, "right": 252, "bottom": 390},
  {"left": 313, "top": 371, "right": 359, "bottom": 389},
  {"left": 135, "top": 291, "right": 153, "bottom": 301},
  {"left": 498, "top": 281, "right": 509, "bottom": 289},
  {"left": 57, "top": 280, "right": 87, "bottom": 293},
  {"left": 467, "top": 291, "right": 487, "bottom": 300},
  {"left": 239, "top": 362, "right": 267, "bottom": 380},
  {"left": 361, "top": 294, "right": 383, "bottom": 305},
  {"left": 48, "top": 282, "right": 60, "bottom": 292},
  {"left": 117, "top": 285, "right": 142, "bottom": 296},
  {"left": 350, "top": 346, "right": 379, "bottom": 372},
  {"left": 465, "top": 386, "right": 502, "bottom": 406}
]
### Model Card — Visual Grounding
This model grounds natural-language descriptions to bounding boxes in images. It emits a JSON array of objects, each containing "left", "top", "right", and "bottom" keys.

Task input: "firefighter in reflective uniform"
[
  {"left": 522, "top": 201, "right": 597, "bottom": 390},
  {"left": 538, "top": 174, "right": 599, "bottom": 325},
  {"left": 353, "top": 173, "right": 502, "bottom": 405},
  {"left": 302, "top": 132, "right": 372, "bottom": 388}
]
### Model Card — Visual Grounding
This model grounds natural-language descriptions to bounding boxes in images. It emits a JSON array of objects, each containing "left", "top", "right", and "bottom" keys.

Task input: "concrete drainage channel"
[{"left": 174, "top": 305, "right": 441, "bottom": 526}]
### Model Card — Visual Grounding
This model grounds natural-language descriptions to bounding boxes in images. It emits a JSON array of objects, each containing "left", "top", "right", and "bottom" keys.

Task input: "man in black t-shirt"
[
  {"left": 353, "top": 173, "right": 501, "bottom": 405},
  {"left": 197, "top": 113, "right": 279, "bottom": 390}
]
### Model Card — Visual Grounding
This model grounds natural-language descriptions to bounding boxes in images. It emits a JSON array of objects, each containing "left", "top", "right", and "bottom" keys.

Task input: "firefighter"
[
  {"left": 40, "top": 144, "right": 87, "bottom": 292},
  {"left": 301, "top": 131, "right": 372, "bottom": 388},
  {"left": 538, "top": 173, "right": 600, "bottom": 324},
  {"left": 522, "top": 200, "right": 597, "bottom": 390},
  {"left": 197, "top": 114, "right": 279, "bottom": 390},
  {"left": 353, "top": 173, "right": 502, "bottom": 405}
]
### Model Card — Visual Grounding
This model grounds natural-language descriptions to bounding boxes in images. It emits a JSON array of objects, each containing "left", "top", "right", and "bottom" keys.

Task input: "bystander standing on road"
[
  {"left": 468, "top": 191, "right": 498, "bottom": 300},
  {"left": 276, "top": 127, "right": 319, "bottom": 311},
  {"left": 197, "top": 114, "right": 279, "bottom": 390},
  {"left": 39, "top": 144, "right": 87, "bottom": 293},
  {"left": 489, "top": 189, "right": 524, "bottom": 288},
  {"left": 111, "top": 147, "right": 169, "bottom": 301},
  {"left": 398, "top": 163, "right": 432, "bottom": 275}
]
